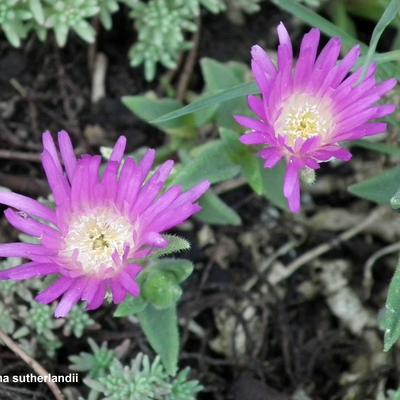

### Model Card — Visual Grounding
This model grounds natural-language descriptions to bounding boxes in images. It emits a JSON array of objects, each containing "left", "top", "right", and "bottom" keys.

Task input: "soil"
[{"left": 0, "top": 2, "right": 399, "bottom": 400}]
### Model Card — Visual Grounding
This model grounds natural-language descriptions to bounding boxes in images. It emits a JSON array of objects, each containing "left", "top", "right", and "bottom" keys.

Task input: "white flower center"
[
  {"left": 275, "top": 93, "right": 334, "bottom": 146},
  {"left": 61, "top": 208, "right": 134, "bottom": 275}
]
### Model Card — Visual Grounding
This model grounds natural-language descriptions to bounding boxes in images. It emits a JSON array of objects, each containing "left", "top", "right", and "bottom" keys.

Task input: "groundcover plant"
[{"left": 0, "top": 0, "right": 400, "bottom": 399}]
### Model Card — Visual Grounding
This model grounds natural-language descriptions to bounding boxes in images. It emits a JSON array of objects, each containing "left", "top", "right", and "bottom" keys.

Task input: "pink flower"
[
  {"left": 235, "top": 23, "right": 396, "bottom": 213},
  {"left": 0, "top": 131, "right": 209, "bottom": 317}
]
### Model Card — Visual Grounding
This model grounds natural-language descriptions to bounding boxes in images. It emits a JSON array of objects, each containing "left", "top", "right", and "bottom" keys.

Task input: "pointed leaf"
[
  {"left": 137, "top": 304, "right": 179, "bottom": 375},
  {"left": 384, "top": 262, "right": 400, "bottom": 351},
  {"left": 150, "top": 258, "right": 194, "bottom": 283},
  {"left": 348, "top": 167, "right": 400, "bottom": 204},
  {"left": 142, "top": 270, "right": 182, "bottom": 309},
  {"left": 152, "top": 82, "right": 258, "bottom": 124},
  {"left": 171, "top": 140, "right": 240, "bottom": 190},
  {"left": 197, "top": 191, "right": 241, "bottom": 225},
  {"left": 114, "top": 296, "right": 147, "bottom": 317},
  {"left": 122, "top": 96, "right": 195, "bottom": 130}
]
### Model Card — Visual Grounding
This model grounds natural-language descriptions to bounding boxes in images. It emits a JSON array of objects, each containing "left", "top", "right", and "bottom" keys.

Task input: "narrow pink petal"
[
  {"left": 111, "top": 279, "right": 126, "bottom": 304},
  {"left": 0, "top": 262, "right": 59, "bottom": 280},
  {"left": 172, "top": 181, "right": 210, "bottom": 207},
  {"left": 35, "top": 276, "right": 74, "bottom": 304},
  {"left": 331, "top": 45, "right": 361, "bottom": 87},
  {"left": 58, "top": 130, "right": 77, "bottom": 182},
  {"left": 148, "top": 204, "right": 202, "bottom": 232},
  {"left": 119, "top": 271, "right": 140, "bottom": 297},
  {"left": 0, "top": 192, "right": 57, "bottom": 224},
  {"left": 0, "top": 243, "right": 54, "bottom": 259},
  {"left": 234, "top": 115, "right": 273, "bottom": 133},
  {"left": 240, "top": 132, "right": 271, "bottom": 145},
  {"left": 251, "top": 45, "right": 276, "bottom": 91},
  {"left": 140, "top": 186, "right": 182, "bottom": 227},
  {"left": 116, "top": 157, "right": 136, "bottom": 209},
  {"left": 315, "top": 37, "right": 341, "bottom": 71},
  {"left": 247, "top": 95, "right": 266, "bottom": 119},
  {"left": 283, "top": 159, "right": 302, "bottom": 198},
  {"left": 373, "top": 104, "right": 396, "bottom": 118},
  {"left": 139, "top": 149, "right": 156, "bottom": 178},
  {"left": 109, "top": 136, "right": 127, "bottom": 163},
  {"left": 287, "top": 177, "right": 301, "bottom": 214},
  {"left": 125, "top": 264, "right": 142, "bottom": 278},
  {"left": 86, "top": 281, "right": 106, "bottom": 311},
  {"left": 374, "top": 78, "right": 396, "bottom": 97},
  {"left": 54, "top": 278, "right": 88, "bottom": 318},
  {"left": 81, "top": 279, "right": 100, "bottom": 304},
  {"left": 41, "top": 150, "right": 70, "bottom": 205},
  {"left": 259, "top": 148, "right": 283, "bottom": 168},
  {"left": 42, "top": 131, "right": 62, "bottom": 172},
  {"left": 277, "top": 22, "right": 293, "bottom": 70},
  {"left": 102, "top": 161, "right": 119, "bottom": 202},
  {"left": 4, "top": 208, "right": 60, "bottom": 238}
]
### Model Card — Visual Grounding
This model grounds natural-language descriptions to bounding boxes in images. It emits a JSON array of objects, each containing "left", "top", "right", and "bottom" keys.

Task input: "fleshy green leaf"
[
  {"left": 197, "top": 191, "right": 241, "bottom": 225},
  {"left": 150, "top": 258, "right": 194, "bottom": 284},
  {"left": 171, "top": 140, "right": 240, "bottom": 190},
  {"left": 201, "top": 58, "right": 242, "bottom": 91},
  {"left": 137, "top": 304, "right": 179, "bottom": 375},
  {"left": 361, "top": 0, "right": 400, "bottom": 80},
  {"left": 114, "top": 296, "right": 147, "bottom": 317},
  {"left": 271, "top": 0, "right": 398, "bottom": 80},
  {"left": 29, "top": 0, "right": 45, "bottom": 24},
  {"left": 261, "top": 161, "right": 288, "bottom": 210},
  {"left": 152, "top": 82, "right": 258, "bottom": 124},
  {"left": 383, "top": 262, "right": 400, "bottom": 351},
  {"left": 220, "top": 128, "right": 264, "bottom": 194},
  {"left": 122, "top": 95, "right": 195, "bottom": 131},
  {"left": 142, "top": 271, "right": 182, "bottom": 309},
  {"left": 200, "top": 58, "right": 249, "bottom": 129},
  {"left": 352, "top": 141, "right": 400, "bottom": 158},
  {"left": 348, "top": 167, "right": 400, "bottom": 204}
]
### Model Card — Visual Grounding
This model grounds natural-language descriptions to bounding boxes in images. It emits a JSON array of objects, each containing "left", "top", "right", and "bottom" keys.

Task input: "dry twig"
[
  {"left": 271, "top": 207, "right": 388, "bottom": 284},
  {"left": 176, "top": 16, "right": 201, "bottom": 102},
  {"left": 0, "top": 329, "right": 64, "bottom": 400}
]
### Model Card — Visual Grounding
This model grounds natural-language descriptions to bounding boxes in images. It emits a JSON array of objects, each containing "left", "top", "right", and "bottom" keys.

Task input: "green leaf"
[
  {"left": 383, "top": 262, "right": 400, "bottom": 351},
  {"left": 352, "top": 140, "right": 400, "bottom": 158},
  {"left": 197, "top": 191, "right": 241, "bottom": 225},
  {"left": 142, "top": 270, "right": 182, "bottom": 309},
  {"left": 200, "top": 58, "right": 249, "bottom": 129},
  {"left": 271, "top": 0, "right": 398, "bottom": 80},
  {"left": 73, "top": 21, "right": 96, "bottom": 44},
  {"left": 201, "top": 58, "right": 242, "bottom": 91},
  {"left": 271, "top": 0, "right": 358, "bottom": 49},
  {"left": 330, "top": 0, "right": 357, "bottom": 40},
  {"left": 151, "top": 234, "right": 191, "bottom": 259},
  {"left": 122, "top": 95, "right": 195, "bottom": 131},
  {"left": 29, "top": 0, "right": 45, "bottom": 24},
  {"left": 391, "top": 187, "right": 400, "bottom": 209},
  {"left": 114, "top": 296, "right": 147, "bottom": 317},
  {"left": 171, "top": 140, "right": 240, "bottom": 190},
  {"left": 361, "top": 0, "right": 400, "bottom": 80},
  {"left": 219, "top": 127, "right": 263, "bottom": 195},
  {"left": 150, "top": 258, "right": 194, "bottom": 284},
  {"left": 261, "top": 161, "right": 289, "bottom": 210},
  {"left": 137, "top": 304, "right": 179, "bottom": 375},
  {"left": 152, "top": 82, "right": 258, "bottom": 124},
  {"left": 348, "top": 167, "right": 400, "bottom": 204}
]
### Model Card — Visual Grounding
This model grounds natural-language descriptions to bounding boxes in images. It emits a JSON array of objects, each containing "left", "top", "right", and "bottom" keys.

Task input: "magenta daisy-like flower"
[
  {"left": 235, "top": 23, "right": 396, "bottom": 213},
  {"left": 0, "top": 131, "right": 209, "bottom": 317}
]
